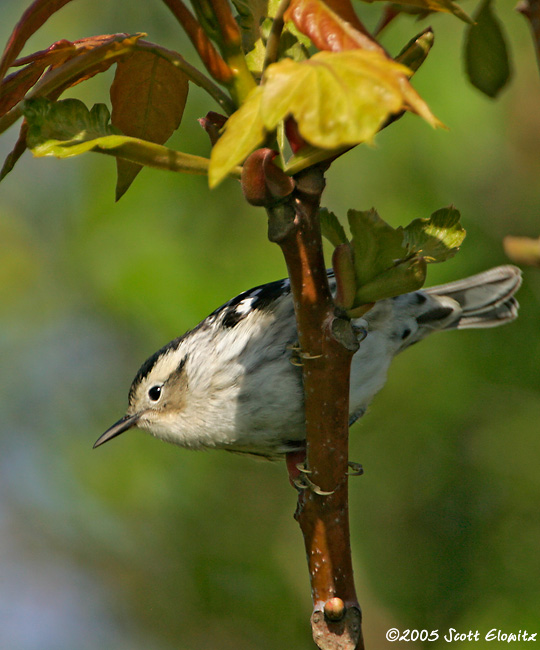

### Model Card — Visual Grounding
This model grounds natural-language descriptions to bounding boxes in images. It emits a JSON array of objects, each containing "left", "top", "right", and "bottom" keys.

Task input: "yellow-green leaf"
[
  {"left": 401, "top": 206, "right": 465, "bottom": 262},
  {"left": 210, "top": 49, "right": 442, "bottom": 186},
  {"left": 208, "top": 87, "right": 265, "bottom": 187},
  {"left": 262, "top": 50, "right": 441, "bottom": 147},
  {"left": 23, "top": 97, "right": 214, "bottom": 175}
]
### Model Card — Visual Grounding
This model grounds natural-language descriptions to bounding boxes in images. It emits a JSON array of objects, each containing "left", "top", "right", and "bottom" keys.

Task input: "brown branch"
[
  {"left": 160, "top": 0, "right": 234, "bottom": 84},
  {"left": 264, "top": 164, "right": 364, "bottom": 650}
]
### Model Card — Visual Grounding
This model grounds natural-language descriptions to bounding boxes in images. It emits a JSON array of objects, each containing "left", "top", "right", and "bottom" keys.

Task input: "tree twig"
[{"left": 265, "top": 165, "right": 364, "bottom": 650}]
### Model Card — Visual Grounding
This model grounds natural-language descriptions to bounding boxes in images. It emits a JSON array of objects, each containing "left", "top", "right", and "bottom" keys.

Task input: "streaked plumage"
[{"left": 95, "top": 265, "right": 521, "bottom": 459}]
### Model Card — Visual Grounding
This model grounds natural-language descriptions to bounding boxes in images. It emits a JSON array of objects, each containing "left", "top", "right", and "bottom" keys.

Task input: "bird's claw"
[
  {"left": 294, "top": 474, "right": 335, "bottom": 496},
  {"left": 288, "top": 343, "right": 323, "bottom": 366},
  {"left": 293, "top": 462, "right": 335, "bottom": 495}
]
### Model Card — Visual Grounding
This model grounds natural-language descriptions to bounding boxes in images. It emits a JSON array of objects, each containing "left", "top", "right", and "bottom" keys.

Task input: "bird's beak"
[{"left": 93, "top": 413, "right": 141, "bottom": 449}]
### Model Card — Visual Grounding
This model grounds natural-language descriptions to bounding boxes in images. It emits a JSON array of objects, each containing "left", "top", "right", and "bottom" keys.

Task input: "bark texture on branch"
[{"left": 265, "top": 165, "right": 365, "bottom": 650}]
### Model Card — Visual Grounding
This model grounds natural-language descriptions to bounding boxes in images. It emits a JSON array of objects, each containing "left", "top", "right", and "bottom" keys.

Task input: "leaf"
[
  {"left": 354, "top": 257, "right": 426, "bottom": 304},
  {"left": 363, "top": 0, "right": 473, "bottom": 24},
  {"left": 24, "top": 97, "right": 121, "bottom": 154},
  {"left": 110, "top": 49, "right": 189, "bottom": 199},
  {"left": 285, "top": 0, "right": 384, "bottom": 53},
  {"left": 0, "top": 62, "right": 46, "bottom": 117},
  {"left": 395, "top": 27, "right": 434, "bottom": 73},
  {"left": 0, "top": 40, "right": 81, "bottom": 118},
  {"left": 263, "top": 50, "right": 443, "bottom": 140},
  {"left": 232, "top": 0, "right": 270, "bottom": 52},
  {"left": 208, "top": 87, "right": 265, "bottom": 187},
  {"left": 344, "top": 206, "right": 465, "bottom": 307},
  {"left": 464, "top": 0, "right": 511, "bottom": 98},
  {"left": 348, "top": 208, "right": 410, "bottom": 285},
  {"left": 210, "top": 48, "right": 442, "bottom": 185},
  {"left": 402, "top": 206, "right": 465, "bottom": 262},
  {"left": 22, "top": 97, "right": 215, "bottom": 176},
  {"left": 0, "top": 0, "right": 77, "bottom": 82},
  {"left": 348, "top": 208, "right": 426, "bottom": 303},
  {"left": 319, "top": 208, "right": 349, "bottom": 247}
]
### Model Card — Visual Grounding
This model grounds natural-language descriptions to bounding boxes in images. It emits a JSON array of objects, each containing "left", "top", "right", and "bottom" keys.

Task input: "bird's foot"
[{"left": 287, "top": 342, "right": 323, "bottom": 366}]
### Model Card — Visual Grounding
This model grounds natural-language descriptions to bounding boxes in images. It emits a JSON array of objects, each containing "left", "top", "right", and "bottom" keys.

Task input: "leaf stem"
[
  {"left": 199, "top": 0, "right": 257, "bottom": 104},
  {"left": 160, "top": 0, "right": 234, "bottom": 85},
  {"left": 263, "top": 0, "right": 291, "bottom": 71}
]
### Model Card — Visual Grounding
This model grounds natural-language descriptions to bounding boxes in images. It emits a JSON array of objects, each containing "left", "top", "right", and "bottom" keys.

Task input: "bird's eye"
[{"left": 148, "top": 385, "right": 162, "bottom": 401}]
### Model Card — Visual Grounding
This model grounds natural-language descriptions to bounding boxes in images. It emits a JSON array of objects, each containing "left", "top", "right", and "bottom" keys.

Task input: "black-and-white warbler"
[{"left": 94, "top": 265, "right": 521, "bottom": 459}]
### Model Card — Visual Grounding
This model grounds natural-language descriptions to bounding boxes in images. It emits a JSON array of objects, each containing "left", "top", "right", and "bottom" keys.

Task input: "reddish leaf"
[
  {"left": 323, "top": 0, "right": 372, "bottom": 35},
  {"left": 0, "top": 0, "right": 77, "bottom": 82},
  {"left": 0, "top": 62, "right": 45, "bottom": 117},
  {"left": 110, "top": 49, "right": 189, "bottom": 199},
  {"left": 12, "top": 38, "right": 75, "bottom": 66},
  {"left": 0, "top": 40, "right": 77, "bottom": 117},
  {"left": 33, "top": 34, "right": 142, "bottom": 97},
  {"left": 285, "top": 0, "right": 385, "bottom": 53}
]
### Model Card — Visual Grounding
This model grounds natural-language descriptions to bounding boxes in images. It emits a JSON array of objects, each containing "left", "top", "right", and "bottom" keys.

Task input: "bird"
[{"left": 94, "top": 265, "right": 521, "bottom": 460}]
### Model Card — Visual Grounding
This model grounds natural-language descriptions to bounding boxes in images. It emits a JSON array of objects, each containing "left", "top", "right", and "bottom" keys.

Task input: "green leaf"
[
  {"left": 342, "top": 206, "right": 464, "bottom": 308},
  {"left": 395, "top": 27, "right": 435, "bottom": 73},
  {"left": 354, "top": 257, "right": 427, "bottom": 304},
  {"left": 402, "top": 206, "right": 466, "bottom": 262},
  {"left": 348, "top": 208, "right": 408, "bottom": 288},
  {"left": 464, "top": 0, "right": 512, "bottom": 98},
  {"left": 24, "top": 97, "right": 120, "bottom": 154},
  {"left": 22, "top": 97, "right": 217, "bottom": 176},
  {"left": 319, "top": 208, "right": 349, "bottom": 247}
]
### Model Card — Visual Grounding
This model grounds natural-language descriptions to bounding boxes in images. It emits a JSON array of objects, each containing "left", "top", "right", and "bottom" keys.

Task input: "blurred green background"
[{"left": 1, "top": 2, "right": 540, "bottom": 648}]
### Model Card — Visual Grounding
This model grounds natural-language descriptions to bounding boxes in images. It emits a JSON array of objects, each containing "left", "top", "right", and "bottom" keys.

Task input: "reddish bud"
[
  {"left": 242, "top": 149, "right": 295, "bottom": 206},
  {"left": 198, "top": 111, "right": 228, "bottom": 146},
  {"left": 285, "top": 117, "right": 307, "bottom": 154},
  {"left": 263, "top": 153, "right": 295, "bottom": 199}
]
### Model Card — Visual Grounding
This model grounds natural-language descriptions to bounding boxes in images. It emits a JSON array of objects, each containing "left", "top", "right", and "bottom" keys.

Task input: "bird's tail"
[{"left": 424, "top": 265, "right": 522, "bottom": 329}]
